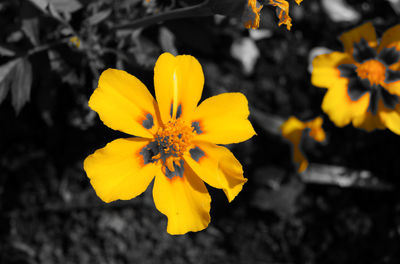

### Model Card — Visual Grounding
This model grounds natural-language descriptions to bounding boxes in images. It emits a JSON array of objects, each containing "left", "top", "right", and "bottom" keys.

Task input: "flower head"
[
  {"left": 69, "top": 36, "right": 81, "bottom": 48},
  {"left": 84, "top": 53, "right": 256, "bottom": 235},
  {"left": 281, "top": 116, "right": 325, "bottom": 172},
  {"left": 312, "top": 23, "right": 400, "bottom": 134}
]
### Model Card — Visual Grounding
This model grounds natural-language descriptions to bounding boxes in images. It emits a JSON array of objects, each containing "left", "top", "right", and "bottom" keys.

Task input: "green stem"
[
  {"left": 27, "top": 37, "right": 70, "bottom": 57},
  {"left": 113, "top": 0, "right": 212, "bottom": 30}
]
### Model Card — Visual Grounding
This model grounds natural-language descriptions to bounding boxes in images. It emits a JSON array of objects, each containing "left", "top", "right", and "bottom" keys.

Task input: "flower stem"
[{"left": 113, "top": 0, "right": 212, "bottom": 30}]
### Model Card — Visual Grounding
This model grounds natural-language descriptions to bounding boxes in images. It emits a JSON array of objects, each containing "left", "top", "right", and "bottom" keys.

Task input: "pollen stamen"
[
  {"left": 356, "top": 59, "right": 386, "bottom": 86},
  {"left": 155, "top": 118, "right": 195, "bottom": 158},
  {"left": 145, "top": 118, "right": 198, "bottom": 177}
]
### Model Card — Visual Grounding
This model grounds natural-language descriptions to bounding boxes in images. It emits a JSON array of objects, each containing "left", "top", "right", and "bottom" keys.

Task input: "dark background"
[{"left": 1, "top": 0, "right": 400, "bottom": 263}]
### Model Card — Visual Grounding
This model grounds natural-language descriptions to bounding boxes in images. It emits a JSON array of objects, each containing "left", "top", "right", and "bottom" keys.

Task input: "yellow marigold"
[
  {"left": 281, "top": 116, "right": 325, "bottom": 173},
  {"left": 69, "top": 36, "right": 80, "bottom": 48},
  {"left": 84, "top": 53, "right": 256, "bottom": 235},
  {"left": 312, "top": 23, "right": 400, "bottom": 135},
  {"left": 268, "top": 0, "right": 303, "bottom": 30}
]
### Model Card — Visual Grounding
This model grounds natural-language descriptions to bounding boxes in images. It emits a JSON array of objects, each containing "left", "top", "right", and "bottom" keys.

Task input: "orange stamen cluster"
[
  {"left": 356, "top": 59, "right": 386, "bottom": 86},
  {"left": 155, "top": 118, "right": 195, "bottom": 158}
]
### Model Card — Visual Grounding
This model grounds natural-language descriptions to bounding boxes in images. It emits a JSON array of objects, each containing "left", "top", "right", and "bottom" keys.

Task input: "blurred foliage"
[{"left": 1, "top": 0, "right": 400, "bottom": 263}]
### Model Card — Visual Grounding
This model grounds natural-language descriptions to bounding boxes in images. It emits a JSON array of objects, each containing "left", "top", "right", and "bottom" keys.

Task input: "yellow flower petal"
[
  {"left": 280, "top": 116, "right": 305, "bottom": 141},
  {"left": 339, "top": 22, "right": 377, "bottom": 56},
  {"left": 377, "top": 24, "right": 400, "bottom": 53},
  {"left": 84, "top": 138, "right": 158, "bottom": 203},
  {"left": 89, "top": 69, "right": 161, "bottom": 138},
  {"left": 191, "top": 93, "right": 256, "bottom": 144},
  {"left": 280, "top": 116, "right": 308, "bottom": 172},
  {"left": 383, "top": 81, "right": 400, "bottom": 97},
  {"left": 352, "top": 111, "right": 386, "bottom": 131},
  {"left": 153, "top": 164, "right": 211, "bottom": 235},
  {"left": 311, "top": 52, "right": 353, "bottom": 88},
  {"left": 378, "top": 102, "right": 400, "bottom": 135},
  {"left": 154, "top": 53, "right": 204, "bottom": 124},
  {"left": 184, "top": 141, "right": 247, "bottom": 203},
  {"left": 321, "top": 79, "right": 370, "bottom": 127},
  {"left": 305, "top": 116, "right": 326, "bottom": 142}
]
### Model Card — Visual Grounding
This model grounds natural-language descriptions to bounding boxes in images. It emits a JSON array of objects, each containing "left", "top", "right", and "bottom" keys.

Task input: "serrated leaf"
[{"left": 11, "top": 58, "right": 33, "bottom": 114}]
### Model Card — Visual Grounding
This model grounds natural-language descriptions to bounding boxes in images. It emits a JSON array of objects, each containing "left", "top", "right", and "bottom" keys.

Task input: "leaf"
[
  {"left": 301, "top": 164, "right": 393, "bottom": 190},
  {"left": 321, "top": 0, "right": 360, "bottom": 23},
  {"left": 0, "top": 59, "right": 20, "bottom": 104},
  {"left": 0, "top": 45, "right": 16, "bottom": 57},
  {"left": 86, "top": 9, "right": 112, "bottom": 25},
  {"left": 159, "top": 27, "right": 177, "bottom": 56},
  {"left": 22, "top": 17, "right": 40, "bottom": 46},
  {"left": 0, "top": 58, "right": 33, "bottom": 113},
  {"left": 50, "top": 0, "right": 82, "bottom": 13},
  {"left": 11, "top": 58, "right": 33, "bottom": 114},
  {"left": 387, "top": 0, "right": 400, "bottom": 14},
  {"left": 21, "top": 0, "right": 41, "bottom": 46},
  {"left": 27, "top": 0, "right": 49, "bottom": 12},
  {"left": 251, "top": 108, "right": 284, "bottom": 136}
]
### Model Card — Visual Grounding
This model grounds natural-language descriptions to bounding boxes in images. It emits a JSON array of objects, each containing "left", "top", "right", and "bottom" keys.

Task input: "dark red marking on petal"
[
  {"left": 353, "top": 38, "right": 377, "bottom": 63},
  {"left": 378, "top": 47, "right": 400, "bottom": 66},
  {"left": 189, "top": 146, "right": 205, "bottom": 162}
]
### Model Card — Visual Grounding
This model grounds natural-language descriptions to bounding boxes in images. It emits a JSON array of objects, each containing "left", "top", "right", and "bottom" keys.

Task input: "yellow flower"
[
  {"left": 69, "top": 36, "right": 80, "bottom": 48},
  {"left": 281, "top": 116, "right": 325, "bottom": 172},
  {"left": 84, "top": 53, "right": 256, "bottom": 235},
  {"left": 268, "top": 0, "right": 303, "bottom": 30},
  {"left": 312, "top": 23, "right": 400, "bottom": 135}
]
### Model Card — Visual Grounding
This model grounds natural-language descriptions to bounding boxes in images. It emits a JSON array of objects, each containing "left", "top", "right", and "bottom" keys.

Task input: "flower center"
[
  {"left": 153, "top": 118, "right": 196, "bottom": 178},
  {"left": 356, "top": 59, "right": 386, "bottom": 86},
  {"left": 140, "top": 118, "right": 199, "bottom": 178},
  {"left": 155, "top": 118, "right": 195, "bottom": 158}
]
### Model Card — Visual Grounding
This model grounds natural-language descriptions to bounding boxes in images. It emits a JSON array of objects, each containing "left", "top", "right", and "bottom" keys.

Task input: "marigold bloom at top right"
[{"left": 311, "top": 23, "right": 400, "bottom": 135}]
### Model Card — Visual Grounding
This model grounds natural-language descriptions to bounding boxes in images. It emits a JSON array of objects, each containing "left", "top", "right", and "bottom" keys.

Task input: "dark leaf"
[{"left": 252, "top": 178, "right": 304, "bottom": 218}]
